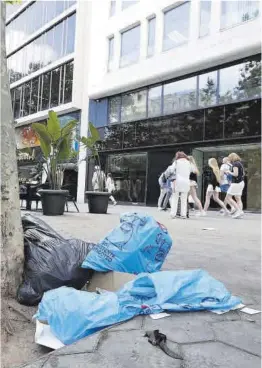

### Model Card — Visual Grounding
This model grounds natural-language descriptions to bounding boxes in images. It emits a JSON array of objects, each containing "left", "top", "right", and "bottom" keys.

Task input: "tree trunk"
[{"left": 1, "top": 1, "right": 24, "bottom": 299}]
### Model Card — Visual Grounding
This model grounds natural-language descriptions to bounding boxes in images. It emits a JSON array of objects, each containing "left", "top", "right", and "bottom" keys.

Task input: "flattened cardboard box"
[{"left": 87, "top": 271, "right": 136, "bottom": 292}]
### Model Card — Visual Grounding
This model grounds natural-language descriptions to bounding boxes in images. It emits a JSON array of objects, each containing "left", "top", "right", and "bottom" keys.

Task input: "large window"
[
  {"left": 121, "top": 1, "right": 139, "bottom": 10},
  {"left": 120, "top": 25, "right": 140, "bottom": 67},
  {"left": 199, "top": 1, "right": 212, "bottom": 37},
  {"left": 163, "top": 2, "right": 190, "bottom": 51},
  {"left": 221, "top": 1, "right": 260, "bottom": 30},
  {"left": 6, "top": 0, "right": 76, "bottom": 54},
  {"left": 121, "top": 90, "right": 147, "bottom": 122},
  {"left": 199, "top": 71, "right": 218, "bottom": 107},
  {"left": 8, "top": 13, "right": 76, "bottom": 84},
  {"left": 109, "top": 1, "right": 116, "bottom": 17},
  {"left": 11, "top": 62, "right": 74, "bottom": 119},
  {"left": 163, "top": 77, "right": 197, "bottom": 115},
  {"left": 108, "top": 37, "right": 114, "bottom": 72},
  {"left": 147, "top": 17, "right": 156, "bottom": 58},
  {"left": 148, "top": 86, "right": 162, "bottom": 117},
  {"left": 107, "top": 55, "right": 260, "bottom": 123},
  {"left": 219, "top": 60, "right": 261, "bottom": 103}
]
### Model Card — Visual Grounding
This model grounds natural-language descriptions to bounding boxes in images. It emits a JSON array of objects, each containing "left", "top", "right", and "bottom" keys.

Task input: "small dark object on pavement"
[
  {"left": 17, "top": 213, "right": 95, "bottom": 306},
  {"left": 145, "top": 330, "right": 183, "bottom": 360}
]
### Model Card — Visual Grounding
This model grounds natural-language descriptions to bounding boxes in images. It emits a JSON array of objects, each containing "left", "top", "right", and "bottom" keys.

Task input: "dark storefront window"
[
  {"left": 107, "top": 152, "right": 147, "bottom": 203},
  {"left": 204, "top": 106, "right": 224, "bottom": 140}
]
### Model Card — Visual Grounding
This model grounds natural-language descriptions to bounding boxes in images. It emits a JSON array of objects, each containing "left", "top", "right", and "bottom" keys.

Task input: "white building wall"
[{"left": 87, "top": 0, "right": 261, "bottom": 98}]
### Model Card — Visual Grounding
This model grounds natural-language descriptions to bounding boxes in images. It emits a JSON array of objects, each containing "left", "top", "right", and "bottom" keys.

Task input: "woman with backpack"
[
  {"left": 225, "top": 153, "right": 245, "bottom": 219},
  {"left": 106, "top": 173, "right": 117, "bottom": 205},
  {"left": 203, "top": 158, "right": 230, "bottom": 215}
]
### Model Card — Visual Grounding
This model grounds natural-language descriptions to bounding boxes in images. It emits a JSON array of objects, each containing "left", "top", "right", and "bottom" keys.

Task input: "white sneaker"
[
  {"left": 170, "top": 214, "right": 176, "bottom": 219},
  {"left": 201, "top": 211, "right": 207, "bottom": 216},
  {"left": 113, "top": 201, "right": 117, "bottom": 206},
  {"left": 230, "top": 208, "right": 237, "bottom": 215},
  {"left": 232, "top": 210, "right": 244, "bottom": 219}
]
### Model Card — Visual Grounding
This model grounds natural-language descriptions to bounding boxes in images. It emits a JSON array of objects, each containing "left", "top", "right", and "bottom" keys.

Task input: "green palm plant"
[
  {"left": 32, "top": 110, "right": 78, "bottom": 190},
  {"left": 80, "top": 122, "right": 105, "bottom": 191}
]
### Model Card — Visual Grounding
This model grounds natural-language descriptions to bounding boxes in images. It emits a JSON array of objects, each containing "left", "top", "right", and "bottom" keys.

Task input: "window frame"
[
  {"left": 120, "top": 23, "right": 141, "bottom": 68},
  {"left": 147, "top": 15, "right": 156, "bottom": 58}
]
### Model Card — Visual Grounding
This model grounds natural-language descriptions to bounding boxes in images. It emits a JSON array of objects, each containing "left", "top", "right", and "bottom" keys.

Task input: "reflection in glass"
[
  {"left": 199, "top": 0, "right": 211, "bottom": 37},
  {"left": 147, "top": 17, "right": 156, "bottom": 58},
  {"left": 121, "top": 1, "right": 139, "bottom": 10},
  {"left": 163, "top": 2, "right": 190, "bottom": 51},
  {"left": 204, "top": 106, "right": 224, "bottom": 140},
  {"left": 104, "top": 125, "right": 123, "bottom": 150},
  {"left": 224, "top": 99, "right": 261, "bottom": 138},
  {"left": 64, "top": 62, "right": 73, "bottom": 104},
  {"left": 219, "top": 60, "right": 261, "bottom": 103},
  {"left": 108, "top": 37, "right": 114, "bottom": 72},
  {"left": 121, "top": 89, "right": 147, "bottom": 122},
  {"left": 221, "top": 0, "right": 259, "bottom": 30},
  {"left": 30, "top": 77, "right": 39, "bottom": 114},
  {"left": 108, "top": 96, "right": 121, "bottom": 123},
  {"left": 122, "top": 123, "right": 136, "bottom": 148},
  {"left": 14, "top": 87, "right": 22, "bottom": 119},
  {"left": 66, "top": 14, "right": 76, "bottom": 54},
  {"left": 148, "top": 86, "right": 162, "bottom": 117},
  {"left": 109, "top": 1, "right": 116, "bottom": 16},
  {"left": 120, "top": 25, "right": 140, "bottom": 67},
  {"left": 164, "top": 77, "right": 197, "bottom": 114},
  {"left": 199, "top": 71, "right": 218, "bottom": 107},
  {"left": 21, "top": 81, "right": 31, "bottom": 117},
  {"left": 107, "top": 152, "right": 147, "bottom": 204},
  {"left": 53, "top": 21, "right": 63, "bottom": 60},
  {"left": 41, "top": 71, "right": 51, "bottom": 110},
  {"left": 50, "top": 68, "right": 60, "bottom": 107}
]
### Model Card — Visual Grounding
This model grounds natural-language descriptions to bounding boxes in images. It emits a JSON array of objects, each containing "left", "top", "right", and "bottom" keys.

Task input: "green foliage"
[{"left": 32, "top": 110, "right": 78, "bottom": 189}]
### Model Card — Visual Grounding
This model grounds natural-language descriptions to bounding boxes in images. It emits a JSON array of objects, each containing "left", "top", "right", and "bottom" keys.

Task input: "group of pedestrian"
[{"left": 158, "top": 152, "right": 245, "bottom": 219}]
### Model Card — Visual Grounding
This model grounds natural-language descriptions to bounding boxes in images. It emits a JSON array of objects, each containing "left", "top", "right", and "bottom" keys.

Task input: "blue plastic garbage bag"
[
  {"left": 35, "top": 269, "right": 241, "bottom": 345},
  {"left": 81, "top": 213, "right": 172, "bottom": 274}
]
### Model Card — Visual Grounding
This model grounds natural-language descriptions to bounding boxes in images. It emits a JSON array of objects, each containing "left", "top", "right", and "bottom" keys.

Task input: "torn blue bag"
[
  {"left": 81, "top": 213, "right": 172, "bottom": 274},
  {"left": 35, "top": 270, "right": 241, "bottom": 345}
]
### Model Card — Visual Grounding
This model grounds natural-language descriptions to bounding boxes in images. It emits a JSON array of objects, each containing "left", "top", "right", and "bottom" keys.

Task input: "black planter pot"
[
  {"left": 85, "top": 191, "right": 110, "bottom": 214},
  {"left": 38, "top": 189, "right": 69, "bottom": 216}
]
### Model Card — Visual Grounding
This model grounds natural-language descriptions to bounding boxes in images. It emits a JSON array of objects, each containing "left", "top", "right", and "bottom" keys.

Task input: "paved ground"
[{"left": 20, "top": 204, "right": 261, "bottom": 368}]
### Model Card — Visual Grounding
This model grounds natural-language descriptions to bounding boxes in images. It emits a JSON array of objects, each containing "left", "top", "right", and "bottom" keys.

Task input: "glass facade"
[
  {"left": 107, "top": 55, "right": 261, "bottom": 123},
  {"left": 163, "top": 2, "right": 190, "bottom": 51},
  {"left": 120, "top": 25, "right": 140, "bottom": 67},
  {"left": 8, "top": 13, "right": 76, "bottom": 84},
  {"left": 199, "top": 0, "right": 212, "bottom": 37},
  {"left": 221, "top": 0, "right": 260, "bottom": 30},
  {"left": 147, "top": 17, "right": 156, "bottom": 58},
  {"left": 109, "top": 1, "right": 116, "bottom": 17},
  {"left": 6, "top": 1, "right": 76, "bottom": 54},
  {"left": 11, "top": 61, "right": 74, "bottom": 119}
]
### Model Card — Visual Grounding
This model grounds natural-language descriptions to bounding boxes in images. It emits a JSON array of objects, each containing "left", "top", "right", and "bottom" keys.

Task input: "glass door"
[
  {"left": 107, "top": 152, "right": 148, "bottom": 204},
  {"left": 192, "top": 143, "right": 261, "bottom": 211}
]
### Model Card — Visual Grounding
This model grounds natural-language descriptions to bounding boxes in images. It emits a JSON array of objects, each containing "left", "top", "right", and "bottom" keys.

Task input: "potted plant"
[
  {"left": 81, "top": 122, "right": 110, "bottom": 214},
  {"left": 32, "top": 110, "right": 77, "bottom": 216}
]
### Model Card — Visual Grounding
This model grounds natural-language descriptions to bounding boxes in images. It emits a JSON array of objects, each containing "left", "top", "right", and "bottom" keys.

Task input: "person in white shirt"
[
  {"left": 92, "top": 166, "right": 105, "bottom": 191},
  {"left": 106, "top": 173, "right": 117, "bottom": 205},
  {"left": 165, "top": 151, "right": 192, "bottom": 219}
]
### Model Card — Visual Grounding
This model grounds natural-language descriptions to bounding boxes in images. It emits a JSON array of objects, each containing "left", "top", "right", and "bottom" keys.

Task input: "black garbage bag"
[{"left": 17, "top": 213, "right": 95, "bottom": 306}]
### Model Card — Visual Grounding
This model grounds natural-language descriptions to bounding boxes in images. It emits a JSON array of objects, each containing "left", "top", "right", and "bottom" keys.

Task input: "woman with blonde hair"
[
  {"left": 188, "top": 156, "right": 205, "bottom": 215},
  {"left": 225, "top": 153, "right": 245, "bottom": 219},
  {"left": 203, "top": 158, "right": 230, "bottom": 215}
]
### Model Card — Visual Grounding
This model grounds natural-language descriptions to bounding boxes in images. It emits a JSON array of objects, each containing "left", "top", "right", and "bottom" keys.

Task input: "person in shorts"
[
  {"left": 225, "top": 153, "right": 245, "bottom": 219},
  {"left": 203, "top": 158, "right": 230, "bottom": 215},
  {"left": 220, "top": 157, "right": 233, "bottom": 213}
]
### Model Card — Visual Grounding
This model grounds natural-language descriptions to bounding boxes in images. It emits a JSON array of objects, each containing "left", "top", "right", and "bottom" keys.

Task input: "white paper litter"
[
  {"left": 240, "top": 307, "right": 261, "bottom": 315},
  {"left": 232, "top": 303, "right": 246, "bottom": 310},
  {"left": 210, "top": 303, "right": 246, "bottom": 314},
  {"left": 35, "top": 320, "right": 64, "bottom": 350},
  {"left": 150, "top": 313, "right": 170, "bottom": 320}
]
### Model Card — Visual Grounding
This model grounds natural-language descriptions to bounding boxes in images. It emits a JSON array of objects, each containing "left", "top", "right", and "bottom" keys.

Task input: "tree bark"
[{"left": 1, "top": 1, "right": 24, "bottom": 299}]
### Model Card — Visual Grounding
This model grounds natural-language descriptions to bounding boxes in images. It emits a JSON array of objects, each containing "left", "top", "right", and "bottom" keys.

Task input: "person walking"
[
  {"left": 188, "top": 156, "right": 205, "bottom": 215},
  {"left": 225, "top": 153, "right": 245, "bottom": 219},
  {"left": 165, "top": 151, "right": 192, "bottom": 219},
  {"left": 92, "top": 166, "right": 106, "bottom": 191},
  {"left": 106, "top": 173, "right": 117, "bottom": 205},
  {"left": 157, "top": 172, "right": 172, "bottom": 210},
  {"left": 220, "top": 157, "right": 234, "bottom": 214},
  {"left": 203, "top": 158, "right": 230, "bottom": 215}
]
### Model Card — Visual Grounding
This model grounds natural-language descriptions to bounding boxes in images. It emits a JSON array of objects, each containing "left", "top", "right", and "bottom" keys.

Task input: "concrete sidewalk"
[{"left": 20, "top": 205, "right": 261, "bottom": 368}]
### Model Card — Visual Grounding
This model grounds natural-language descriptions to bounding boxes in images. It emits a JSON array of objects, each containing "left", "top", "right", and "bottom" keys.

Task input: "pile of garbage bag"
[
  {"left": 82, "top": 213, "right": 172, "bottom": 273},
  {"left": 17, "top": 214, "right": 95, "bottom": 306},
  {"left": 34, "top": 269, "right": 241, "bottom": 345}
]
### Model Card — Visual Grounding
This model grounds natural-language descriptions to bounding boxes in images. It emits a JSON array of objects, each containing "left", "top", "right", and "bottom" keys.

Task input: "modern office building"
[
  {"left": 6, "top": 0, "right": 91, "bottom": 199},
  {"left": 79, "top": 0, "right": 261, "bottom": 210}
]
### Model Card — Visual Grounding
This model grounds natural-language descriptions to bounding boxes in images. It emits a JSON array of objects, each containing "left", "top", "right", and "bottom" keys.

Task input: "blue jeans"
[{"left": 220, "top": 184, "right": 230, "bottom": 193}]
